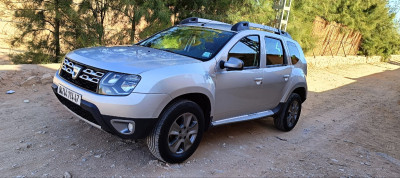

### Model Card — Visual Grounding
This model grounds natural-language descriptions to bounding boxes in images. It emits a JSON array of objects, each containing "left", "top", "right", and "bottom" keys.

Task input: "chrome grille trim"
[
  {"left": 82, "top": 68, "right": 105, "bottom": 78},
  {"left": 79, "top": 74, "right": 100, "bottom": 83},
  {"left": 61, "top": 58, "right": 105, "bottom": 85}
]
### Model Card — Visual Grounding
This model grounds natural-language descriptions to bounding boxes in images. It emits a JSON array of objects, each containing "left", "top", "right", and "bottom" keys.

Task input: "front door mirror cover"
[{"left": 220, "top": 57, "right": 244, "bottom": 70}]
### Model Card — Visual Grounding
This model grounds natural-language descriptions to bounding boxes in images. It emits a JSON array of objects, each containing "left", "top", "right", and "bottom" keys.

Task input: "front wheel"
[
  {"left": 274, "top": 93, "right": 302, "bottom": 131},
  {"left": 146, "top": 100, "right": 204, "bottom": 163}
]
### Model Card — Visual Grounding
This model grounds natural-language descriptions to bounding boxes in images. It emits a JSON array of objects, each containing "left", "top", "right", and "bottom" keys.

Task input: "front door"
[{"left": 214, "top": 35, "right": 266, "bottom": 120}]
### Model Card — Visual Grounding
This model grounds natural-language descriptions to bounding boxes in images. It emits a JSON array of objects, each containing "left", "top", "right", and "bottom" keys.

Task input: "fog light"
[
  {"left": 128, "top": 123, "right": 134, "bottom": 132},
  {"left": 110, "top": 119, "right": 135, "bottom": 135}
]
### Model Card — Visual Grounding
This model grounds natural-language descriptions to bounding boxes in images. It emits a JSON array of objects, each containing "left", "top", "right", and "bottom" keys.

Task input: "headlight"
[{"left": 99, "top": 72, "right": 141, "bottom": 95}]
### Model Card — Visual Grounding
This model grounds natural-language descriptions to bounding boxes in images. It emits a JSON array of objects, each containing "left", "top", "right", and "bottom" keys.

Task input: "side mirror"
[{"left": 220, "top": 57, "right": 244, "bottom": 70}]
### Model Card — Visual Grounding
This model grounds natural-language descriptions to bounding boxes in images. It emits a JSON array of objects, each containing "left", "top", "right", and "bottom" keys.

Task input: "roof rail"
[
  {"left": 179, "top": 17, "right": 230, "bottom": 25},
  {"left": 232, "top": 21, "right": 292, "bottom": 39},
  {"left": 179, "top": 17, "right": 292, "bottom": 39}
]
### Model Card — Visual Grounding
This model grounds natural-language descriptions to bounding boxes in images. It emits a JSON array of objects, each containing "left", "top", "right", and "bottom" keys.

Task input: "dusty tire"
[
  {"left": 274, "top": 93, "right": 302, "bottom": 131},
  {"left": 146, "top": 100, "right": 204, "bottom": 163}
]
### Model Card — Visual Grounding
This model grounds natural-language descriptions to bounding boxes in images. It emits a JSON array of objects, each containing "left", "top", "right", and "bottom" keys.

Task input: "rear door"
[{"left": 261, "top": 37, "right": 292, "bottom": 109}]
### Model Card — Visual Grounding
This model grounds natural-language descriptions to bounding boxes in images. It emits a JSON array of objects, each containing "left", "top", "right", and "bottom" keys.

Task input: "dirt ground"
[{"left": 0, "top": 59, "right": 399, "bottom": 177}]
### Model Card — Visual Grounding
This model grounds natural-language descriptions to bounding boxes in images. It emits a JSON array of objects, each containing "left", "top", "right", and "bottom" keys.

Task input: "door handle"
[
  {"left": 254, "top": 78, "right": 263, "bottom": 85},
  {"left": 283, "top": 75, "right": 290, "bottom": 82}
]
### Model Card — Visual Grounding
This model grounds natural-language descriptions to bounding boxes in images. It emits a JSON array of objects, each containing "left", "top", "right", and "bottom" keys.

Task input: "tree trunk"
[
  {"left": 54, "top": 0, "right": 61, "bottom": 63},
  {"left": 130, "top": 17, "right": 136, "bottom": 43}
]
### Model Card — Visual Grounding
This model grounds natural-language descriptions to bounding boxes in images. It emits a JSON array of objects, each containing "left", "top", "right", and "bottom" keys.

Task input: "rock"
[
  {"left": 36, "top": 131, "right": 46, "bottom": 134},
  {"left": 81, "top": 158, "right": 87, "bottom": 162},
  {"left": 21, "top": 76, "right": 41, "bottom": 86},
  {"left": 6, "top": 90, "right": 15, "bottom": 94},
  {"left": 94, "top": 154, "right": 101, "bottom": 158},
  {"left": 24, "top": 100, "right": 30, "bottom": 103},
  {"left": 41, "top": 73, "right": 53, "bottom": 84},
  {"left": 25, "top": 143, "right": 32, "bottom": 148},
  {"left": 339, "top": 169, "right": 345, "bottom": 172},
  {"left": 110, "top": 164, "right": 115, "bottom": 168},
  {"left": 63, "top": 171, "right": 72, "bottom": 178},
  {"left": 331, "top": 159, "right": 338, "bottom": 162}
]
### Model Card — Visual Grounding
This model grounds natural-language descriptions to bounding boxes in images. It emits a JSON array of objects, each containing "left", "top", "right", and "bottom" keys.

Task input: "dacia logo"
[{"left": 72, "top": 65, "right": 82, "bottom": 80}]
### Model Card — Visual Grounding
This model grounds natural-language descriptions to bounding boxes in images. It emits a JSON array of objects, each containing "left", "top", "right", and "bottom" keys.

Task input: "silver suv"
[{"left": 52, "top": 17, "right": 307, "bottom": 163}]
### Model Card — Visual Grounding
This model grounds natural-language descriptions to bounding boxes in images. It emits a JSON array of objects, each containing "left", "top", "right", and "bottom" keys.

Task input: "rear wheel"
[
  {"left": 274, "top": 93, "right": 302, "bottom": 131},
  {"left": 146, "top": 100, "right": 204, "bottom": 163}
]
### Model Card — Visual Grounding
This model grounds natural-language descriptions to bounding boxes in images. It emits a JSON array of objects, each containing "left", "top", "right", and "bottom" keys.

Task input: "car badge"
[{"left": 72, "top": 65, "right": 82, "bottom": 80}]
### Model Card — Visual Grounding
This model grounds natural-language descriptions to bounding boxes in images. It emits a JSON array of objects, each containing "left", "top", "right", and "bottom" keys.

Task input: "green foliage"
[
  {"left": 5, "top": 0, "right": 75, "bottom": 63},
  {"left": 290, "top": 0, "right": 400, "bottom": 56},
  {"left": 3, "top": 0, "right": 400, "bottom": 64},
  {"left": 10, "top": 51, "right": 53, "bottom": 64}
]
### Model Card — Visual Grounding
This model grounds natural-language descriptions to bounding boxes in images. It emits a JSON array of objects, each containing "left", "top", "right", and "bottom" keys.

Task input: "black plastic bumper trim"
[{"left": 51, "top": 84, "right": 157, "bottom": 139}]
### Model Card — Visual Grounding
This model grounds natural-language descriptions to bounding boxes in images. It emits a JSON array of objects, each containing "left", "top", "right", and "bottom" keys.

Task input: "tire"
[
  {"left": 274, "top": 93, "right": 302, "bottom": 131},
  {"left": 146, "top": 100, "right": 204, "bottom": 163}
]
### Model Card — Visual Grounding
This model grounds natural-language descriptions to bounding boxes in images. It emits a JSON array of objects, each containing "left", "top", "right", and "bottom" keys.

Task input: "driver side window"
[{"left": 228, "top": 35, "right": 260, "bottom": 69}]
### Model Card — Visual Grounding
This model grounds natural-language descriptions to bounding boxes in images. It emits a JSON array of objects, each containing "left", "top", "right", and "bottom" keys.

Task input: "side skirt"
[{"left": 211, "top": 103, "right": 283, "bottom": 127}]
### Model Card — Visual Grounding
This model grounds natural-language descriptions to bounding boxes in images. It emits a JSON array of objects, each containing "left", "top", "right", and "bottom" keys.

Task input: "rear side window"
[
  {"left": 228, "top": 35, "right": 260, "bottom": 68},
  {"left": 265, "top": 37, "right": 284, "bottom": 66},
  {"left": 287, "top": 42, "right": 301, "bottom": 65}
]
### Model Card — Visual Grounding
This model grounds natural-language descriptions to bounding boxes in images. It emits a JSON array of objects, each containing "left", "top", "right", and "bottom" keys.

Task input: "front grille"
[
  {"left": 59, "top": 58, "right": 107, "bottom": 92},
  {"left": 55, "top": 94, "right": 99, "bottom": 125}
]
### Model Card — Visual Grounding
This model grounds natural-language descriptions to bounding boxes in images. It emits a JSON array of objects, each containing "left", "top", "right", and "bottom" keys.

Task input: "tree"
[
  {"left": 78, "top": 0, "right": 113, "bottom": 45},
  {"left": 5, "top": 0, "right": 75, "bottom": 63},
  {"left": 113, "top": 0, "right": 170, "bottom": 43}
]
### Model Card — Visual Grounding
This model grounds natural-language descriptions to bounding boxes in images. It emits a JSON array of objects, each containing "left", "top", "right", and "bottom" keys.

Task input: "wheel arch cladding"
[
  {"left": 292, "top": 87, "right": 307, "bottom": 103},
  {"left": 160, "top": 93, "right": 212, "bottom": 131}
]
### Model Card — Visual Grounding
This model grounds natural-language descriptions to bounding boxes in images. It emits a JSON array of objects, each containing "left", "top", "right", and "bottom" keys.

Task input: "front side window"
[
  {"left": 265, "top": 37, "right": 285, "bottom": 66},
  {"left": 228, "top": 35, "right": 260, "bottom": 68},
  {"left": 138, "top": 26, "right": 235, "bottom": 61}
]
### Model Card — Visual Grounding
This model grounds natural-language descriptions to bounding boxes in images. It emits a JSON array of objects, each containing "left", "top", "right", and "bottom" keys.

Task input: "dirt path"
[{"left": 0, "top": 61, "right": 399, "bottom": 177}]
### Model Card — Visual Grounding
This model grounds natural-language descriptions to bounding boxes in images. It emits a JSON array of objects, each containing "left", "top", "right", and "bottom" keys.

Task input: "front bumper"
[{"left": 52, "top": 84, "right": 160, "bottom": 139}]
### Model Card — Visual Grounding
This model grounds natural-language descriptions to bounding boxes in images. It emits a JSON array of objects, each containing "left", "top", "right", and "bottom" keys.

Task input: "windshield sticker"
[{"left": 202, "top": 52, "right": 212, "bottom": 58}]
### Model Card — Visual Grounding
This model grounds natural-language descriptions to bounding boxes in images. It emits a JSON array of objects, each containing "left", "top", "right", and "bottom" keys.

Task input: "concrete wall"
[{"left": 306, "top": 55, "right": 400, "bottom": 68}]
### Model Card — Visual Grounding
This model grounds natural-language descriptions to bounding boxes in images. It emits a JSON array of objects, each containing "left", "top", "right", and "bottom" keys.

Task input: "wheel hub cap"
[
  {"left": 287, "top": 100, "right": 300, "bottom": 127},
  {"left": 168, "top": 113, "right": 198, "bottom": 154}
]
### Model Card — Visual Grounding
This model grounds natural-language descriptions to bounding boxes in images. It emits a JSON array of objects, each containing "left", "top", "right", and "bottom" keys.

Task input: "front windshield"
[{"left": 138, "top": 26, "right": 235, "bottom": 60}]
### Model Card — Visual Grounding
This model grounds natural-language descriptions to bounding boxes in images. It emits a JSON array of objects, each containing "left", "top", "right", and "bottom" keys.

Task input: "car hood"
[{"left": 66, "top": 46, "right": 201, "bottom": 74}]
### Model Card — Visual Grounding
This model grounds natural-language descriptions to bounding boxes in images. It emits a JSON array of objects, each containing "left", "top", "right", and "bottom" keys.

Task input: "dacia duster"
[{"left": 52, "top": 17, "right": 307, "bottom": 163}]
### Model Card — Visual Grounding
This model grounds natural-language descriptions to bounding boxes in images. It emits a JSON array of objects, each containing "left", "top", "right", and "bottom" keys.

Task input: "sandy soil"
[{"left": 0, "top": 60, "right": 399, "bottom": 177}]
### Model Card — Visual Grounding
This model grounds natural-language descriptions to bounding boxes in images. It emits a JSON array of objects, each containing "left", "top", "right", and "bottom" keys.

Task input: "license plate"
[{"left": 57, "top": 85, "right": 82, "bottom": 105}]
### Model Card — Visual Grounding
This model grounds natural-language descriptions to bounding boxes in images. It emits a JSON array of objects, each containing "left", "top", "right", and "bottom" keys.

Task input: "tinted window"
[
  {"left": 228, "top": 35, "right": 260, "bottom": 68},
  {"left": 139, "top": 26, "right": 234, "bottom": 60},
  {"left": 265, "top": 37, "right": 284, "bottom": 65},
  {"left": 287, "top": 42, "right": 301, "bottom": 65}
]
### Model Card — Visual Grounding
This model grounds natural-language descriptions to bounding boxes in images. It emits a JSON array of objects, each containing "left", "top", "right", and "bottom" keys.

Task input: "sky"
[{"left": 389, "top": 0, "right": 400, "bottom": 21}]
